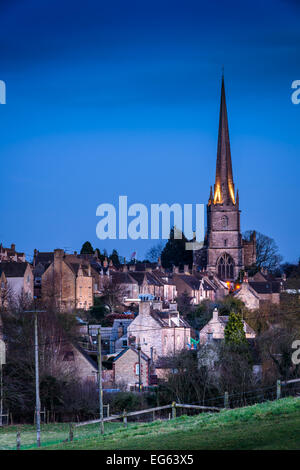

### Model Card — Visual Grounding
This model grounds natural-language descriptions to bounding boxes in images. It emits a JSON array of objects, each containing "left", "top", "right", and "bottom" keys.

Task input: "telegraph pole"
[
  {"left": 0, "top": 336, "right": 6, "bottom": 427},
  {"left": 24, "top": 302, "right": 45, "bottom": 448},
  {"left": 0, "top": 363, "right": 3, "bottom": 427},
  {"left": 97, "top": 329, "right": 104, "bottom": 434},
  {"left": 34, "top": 311, "right": 41, "bottom": 447},
  {"left": 137, "top": 343, "right": 142, "bottom": 392}
]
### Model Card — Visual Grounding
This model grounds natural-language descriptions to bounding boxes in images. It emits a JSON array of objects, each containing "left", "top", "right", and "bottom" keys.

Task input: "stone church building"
[{"left": 194, "top": 77, "right": 256, "bottom": 280}]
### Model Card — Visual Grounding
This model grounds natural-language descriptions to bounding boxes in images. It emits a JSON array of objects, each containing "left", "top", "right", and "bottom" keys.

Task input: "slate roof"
[
  {"left": 249, "top": 281, "right": 281, "bottom": 294},
  {"left": 0, "top": 261, "right": 29, "bottom": 278},
  {"left": 129, "top": 271, "right": 164, "bottom": 287},
  {"left": 34, "top": 252, "right": 54, "bottom": 265},
  {"left": 111, "top": 271, "right": 137, "bottom": 284},
  {"left": 150, "top": 310, "right": 191, "bottom": 329},
  {"left": 217, "top": 315, "right": 256, "bottom": 336},
  {"left": 113, "top": 346, "right": 150, "bottom": 363}
]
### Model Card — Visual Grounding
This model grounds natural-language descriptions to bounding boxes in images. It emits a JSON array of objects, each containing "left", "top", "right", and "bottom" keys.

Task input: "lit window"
[{"left": 135, "top": 364, "right": 140, "bottom": 375}]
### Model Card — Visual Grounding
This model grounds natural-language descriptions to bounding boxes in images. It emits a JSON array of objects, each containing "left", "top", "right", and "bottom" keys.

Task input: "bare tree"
[
  {"left": 244, "top": 230, "right": 283, "bottom": 273},
  {"left": 100, "top": 279, "right": 127, "bottom": 312}
]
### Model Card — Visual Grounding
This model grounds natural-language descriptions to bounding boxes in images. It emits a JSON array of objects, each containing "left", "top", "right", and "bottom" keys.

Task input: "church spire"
[{"left": 213, "top": 75, "right": 235, "bottom": 205}]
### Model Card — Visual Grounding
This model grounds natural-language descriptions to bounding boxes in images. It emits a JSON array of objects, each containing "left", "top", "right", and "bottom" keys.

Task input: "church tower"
[{"left": 194, "top": 76, "right": 245, "bottom": 280}]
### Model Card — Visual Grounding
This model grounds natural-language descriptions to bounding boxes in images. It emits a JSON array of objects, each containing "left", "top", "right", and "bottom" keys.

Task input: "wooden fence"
[{"left": 75, "top": 402, "right": 221, "bottom": 428}]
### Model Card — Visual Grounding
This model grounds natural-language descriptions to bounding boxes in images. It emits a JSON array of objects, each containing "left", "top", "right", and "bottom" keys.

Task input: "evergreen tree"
[
  {"left": 80, "top": 241, "right": 94, "bottom": 254},
  {"left": 109, "top": 249, "right": 121, "bottom": 267},
  {"left": 224, "top": 311, "right": 247, "bottom": 345},
  {"left": 161, "top": 227, "right": 193, "bottom": 269}
]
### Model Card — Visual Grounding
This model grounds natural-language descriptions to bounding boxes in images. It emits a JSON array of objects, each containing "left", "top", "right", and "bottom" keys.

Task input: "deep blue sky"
[{"left": 0, "top": 0, "right": 299, "bottom": 263}]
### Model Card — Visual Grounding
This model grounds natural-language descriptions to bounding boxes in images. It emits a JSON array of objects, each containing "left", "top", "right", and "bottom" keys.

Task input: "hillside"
[{"left": 43, "top": 397, "right": 300, "bottom": 450}]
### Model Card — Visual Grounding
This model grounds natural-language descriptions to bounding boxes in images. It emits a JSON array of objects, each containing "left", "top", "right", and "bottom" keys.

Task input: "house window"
[
  {"left": 207, "top": 332, "right": 213, "bottom": 343},
  {"left": 224, "top": 239, "right": 227, "bottom": 247},
  {"left": 135, "top": 363, "right": 140, "bottom": 375}
]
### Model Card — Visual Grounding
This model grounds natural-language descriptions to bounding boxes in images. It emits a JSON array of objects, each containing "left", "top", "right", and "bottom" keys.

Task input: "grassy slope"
[{"left": 43, "top": 397, "right": 300, "bottom": 450}]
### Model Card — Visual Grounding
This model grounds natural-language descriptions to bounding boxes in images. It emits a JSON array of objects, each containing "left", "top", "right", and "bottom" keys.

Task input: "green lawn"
[{"left": 2, "top": 398, "right": 300, "bottom": 450}]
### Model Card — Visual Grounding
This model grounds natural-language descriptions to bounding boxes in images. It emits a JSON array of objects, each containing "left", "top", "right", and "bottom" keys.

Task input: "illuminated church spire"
[{"left": 213, "top": 75, "right": 235, "bottom": 205}]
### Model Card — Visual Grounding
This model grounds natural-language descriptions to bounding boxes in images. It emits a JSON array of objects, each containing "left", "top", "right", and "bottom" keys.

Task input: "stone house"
[
  {"left": 199, "top": 307, "right": 256, "bottom": 344},
  {"left": 128, "top": 271, "right": 165, "bottom": 300},
  {"left": 127, "top": 299, "right": 192, "bottom": 361},
  {"left": 171, "top": 267, "right": 227, "bottom": 305},
  {"left": 0, "top": 243, "right": 26, "bottom": 262},
  {"left": 0, "top": 262, "right": 34, "bottom": 305},
  {"left": 234, "top": 271, "right": 282, "bottom": 310},
  {"left": 110, "top": 271, "right": 139, "bottom": 301},
  {"left": 112, "top": 346, "right": 150, "bottom": 390},
  {"left": 59, "top": 342, "right": 98, "bottom": 382},
  {"left": 41, "top": 249, "right": 97, "bottom": 311}
]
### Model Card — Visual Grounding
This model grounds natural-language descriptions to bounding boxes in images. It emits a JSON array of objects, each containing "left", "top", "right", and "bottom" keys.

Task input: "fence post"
[
  {"left": 16, "top": 431, "right": 21, "bottom": 450},
  {"left": 172, "top": 402, "right": 176, "bottom": 419},
  {"left": 277, "top": 380, "right": 281, "bottom": 400},
  {"left": 123, "top": 410, "right": 127, "bottom": 427},
  {"left": 224, "top": 391, "right": 229, "bottom": 409},
  {"left": 152, "top": 410, "right": 155, "bottom": 422},
  {"left": 107, "top": 403, "right": 110, "bottom": 418},
  {"left": 69, "top": 423, "right": 74, "bottom": 442}
]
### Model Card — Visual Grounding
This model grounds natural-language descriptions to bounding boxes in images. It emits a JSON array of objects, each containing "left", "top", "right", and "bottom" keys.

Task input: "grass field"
[{"left": 1, "top": 397, "right": 300, "bottom": 450}]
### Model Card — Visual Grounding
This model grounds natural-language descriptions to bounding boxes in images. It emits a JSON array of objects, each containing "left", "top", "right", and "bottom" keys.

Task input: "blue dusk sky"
[{"left": 0, "top": 0, "right": 299, "bottom": 263}]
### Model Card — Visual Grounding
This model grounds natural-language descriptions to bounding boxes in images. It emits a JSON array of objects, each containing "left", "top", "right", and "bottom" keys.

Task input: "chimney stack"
[
  {"left": 212, "top": 307, "right": 218, "bottom": 322},
  {"left": 139, "top": 299, "right": 151, "bottom": 316}
]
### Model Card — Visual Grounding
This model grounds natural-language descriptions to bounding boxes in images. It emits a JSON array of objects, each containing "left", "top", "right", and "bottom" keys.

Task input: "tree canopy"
[
  {"left": 80, "top": 241, "right": 94, "bottom": 255},
  {"left": 224, "top": 312, "right": 247, "bottom": 345},
  {"left": 243, "top": 230, "right": 282, "bottom": 274},
  {"left": 161, "top": 227, "right": 193, "bottom": 269}
]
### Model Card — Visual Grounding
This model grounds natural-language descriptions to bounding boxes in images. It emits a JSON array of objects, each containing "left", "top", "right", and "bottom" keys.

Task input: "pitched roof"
[
  {"left": 34, "top": 252, "right": 54, "bottom": 265},
  {"left": 150, "top": 310, "right": 191, "bottom": 329},
  {"left": 113, "top": 346, "right": 150, "bottom": 363},
  {"left": 217, "top": 315, "right": 256, "bottom": 336},
  {"left": 111, "top": 271, "right": 137, "bottom": 284},
  {"left": 249, "top": 281, "right": 281, "bottom": 294},
  {"left": 0, "top": 261, "right": 29, "bottom": 278},
  {"left": 173, "top": 273, "right": 201, "bottom": 290}
]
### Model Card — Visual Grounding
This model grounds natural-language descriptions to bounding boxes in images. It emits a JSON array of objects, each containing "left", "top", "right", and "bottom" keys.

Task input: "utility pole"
[
  {"left": 137, "top": 343, "right": 142, "bottom": 392},
  {"left": 34, "top": 311, "right": 41, "bottom": 447},
  {"left": 24, "top": 302, "right": 45, "bottom": 448},
  {"left": 97, "top": 329, "right": 104, "bottom": 434},
  {"left": 0, "top": 338, "right": 5, "bottom": 427},
  {"left": 0, "top": 363, "right": 3, "bottom": 427}
]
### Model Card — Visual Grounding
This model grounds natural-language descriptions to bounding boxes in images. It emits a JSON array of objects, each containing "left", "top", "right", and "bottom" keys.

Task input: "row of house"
[{"left": 0, "top": 242, "right": 286, "bottom": 313}]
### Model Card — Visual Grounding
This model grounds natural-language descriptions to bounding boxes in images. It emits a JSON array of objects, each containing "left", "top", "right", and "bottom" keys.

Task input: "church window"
[
  {"left": 217, "top": 253, "right": 234, "bottom": 280},
  {"left": 224, "top": 239, "right": 227, "bottom": 246}
]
